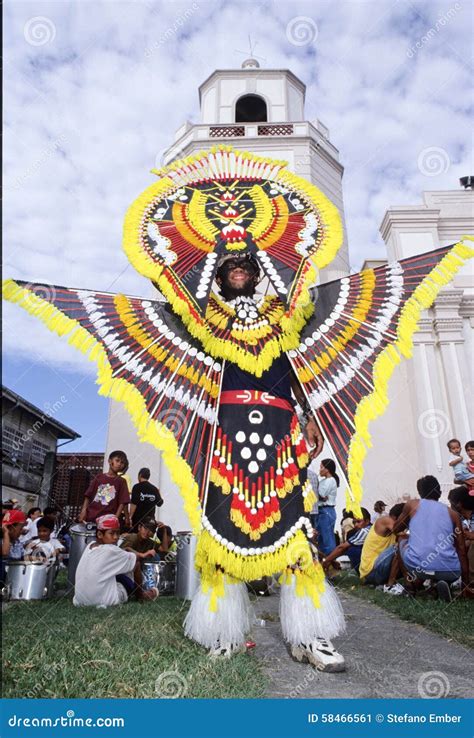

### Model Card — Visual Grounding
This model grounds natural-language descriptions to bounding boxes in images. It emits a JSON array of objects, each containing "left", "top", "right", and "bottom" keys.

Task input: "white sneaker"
[
  {"left": 208, "top": 642, "right": 245, "bottom": 658},
  {"left": 383, "top": 583, "right": 406, "bottom": 596},
  {"left": 291, "top": 638, "right": 346, "bottom": 672}
]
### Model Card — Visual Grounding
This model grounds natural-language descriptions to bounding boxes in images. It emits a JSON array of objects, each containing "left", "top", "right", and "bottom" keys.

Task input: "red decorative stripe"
[{"left": 219, "top": 390, "right": 294, "bottom": 412}]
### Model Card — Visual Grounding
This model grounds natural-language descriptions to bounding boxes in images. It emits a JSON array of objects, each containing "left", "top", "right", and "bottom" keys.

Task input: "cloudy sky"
[{"left": 3, "top": 0, "right": 472, "bottom": 451}]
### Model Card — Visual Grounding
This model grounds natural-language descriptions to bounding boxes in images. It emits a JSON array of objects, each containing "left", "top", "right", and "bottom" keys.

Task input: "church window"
[{"left": 235, "top": 94, "right": 267, "bottom": 122}]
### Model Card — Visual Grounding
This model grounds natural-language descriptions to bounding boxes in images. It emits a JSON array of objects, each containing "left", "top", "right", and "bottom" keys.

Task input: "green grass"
[
  {"left": 334, "top": 571, "right": 474, "bottom": 649},
  {"left": 2, "top": 590, "right": 266, "bottom": 699}
]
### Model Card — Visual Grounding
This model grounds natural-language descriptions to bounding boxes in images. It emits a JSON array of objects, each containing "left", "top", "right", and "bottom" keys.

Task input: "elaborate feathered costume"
[{"left": 4, "top": 146, "right": 472, "bottom": 665}]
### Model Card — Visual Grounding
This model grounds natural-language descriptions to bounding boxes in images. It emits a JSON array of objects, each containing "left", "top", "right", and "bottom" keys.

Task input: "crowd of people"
[
  {"left": 1, "top": 450, "right": 174, "bottom": 607},
  {"left": 2, "top": 441, "right": 474, "bottom": 607},
  {"left": 307, "top": 439, "right": 474, "bottom": 602}
]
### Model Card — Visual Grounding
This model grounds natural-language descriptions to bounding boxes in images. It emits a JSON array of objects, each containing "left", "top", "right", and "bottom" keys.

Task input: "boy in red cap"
[
  {"left": 73, "top": 514, "right": 157, "bottom": 608},
  {"left": 2, "top": 509, "right": 27, "bottom": 560}
]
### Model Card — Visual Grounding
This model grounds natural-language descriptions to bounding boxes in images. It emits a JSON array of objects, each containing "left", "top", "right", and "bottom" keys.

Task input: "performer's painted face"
[{"left": 216, "top": 258, "right": 259, "bottom": 300}]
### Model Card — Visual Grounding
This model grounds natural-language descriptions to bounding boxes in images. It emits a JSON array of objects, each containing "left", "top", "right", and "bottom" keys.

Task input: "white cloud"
[{"left": 4, "top": 0, "right": 471, "bottom": 371}]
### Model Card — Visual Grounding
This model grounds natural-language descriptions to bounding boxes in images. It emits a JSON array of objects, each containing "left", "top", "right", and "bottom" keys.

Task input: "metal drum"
[
  {"left": 175, "top": 532, "right": 200, "bottom": 600},
  {"left": 45, "top": 560, "right": 59, "bottom": 597},
  {"left": 5, "top": 561, "right": 49, "bottom": 600},
  {"left": 142, "top": 561, "right": 176, "bottom": 595},
  {"left": 67, "top": 522, "right": 96, "bottom": 588}
]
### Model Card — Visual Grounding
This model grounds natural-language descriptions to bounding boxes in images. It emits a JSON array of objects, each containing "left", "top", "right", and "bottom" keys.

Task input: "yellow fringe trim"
[
  {"left": 274, "top": 167, "right": 344, "bottom": 272},
  {"left": 246, "top": 184, "right": 276, "bottom": 241},
  {"left": 229, "top": 508, "right": 281, "bottom": 541},
  {"left": 123, "top": 145, "right": 343, "bottom": 373},
  {"left": 200, "top": 569, "right": 241, "bottom": 612},
  {"left": 195, "top": 527, "right": 317, "bottom": 581},
  {"left": 279, "top": 563, "right": 326, "bottom": 608},
  {"left": 298, "top": 269, "right": 376, "bottom": 382},
  {"left": 252, "top": 195, "right": 289, "bottom": 250},
  {"left": 2, "top": 279, "right": 203, "bottom": 534},
  {"left": 303, "top": 488, "right": 317, "bottom": 513},
  {"left": 114, "top": 293, "right": 219, "bottom": 398},
  {"left": 345, "top": 238, "right": 474, "bottom": 517},
  {"left": 186, "top": 191, "right": 219, "bottom": 244},
  {"left": 209, "top": 467, "right": 231, "bottom": 494}
]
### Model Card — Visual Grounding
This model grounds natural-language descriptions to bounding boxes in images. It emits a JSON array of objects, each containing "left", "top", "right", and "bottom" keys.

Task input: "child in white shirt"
[
  {"left": 24, "top": 517, "right": 64, "bottom": 563},
  {"left": 73, "top": 514, "right": 158, "bottom": 608}
]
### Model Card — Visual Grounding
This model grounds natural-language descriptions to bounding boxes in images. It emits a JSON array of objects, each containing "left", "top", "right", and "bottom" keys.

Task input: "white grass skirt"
[
  {"left": 184, "top": 580, "right": 255, "bottom": 649},
  {"left": 280, "top": 576, "right": 346, "bottom": 644}
]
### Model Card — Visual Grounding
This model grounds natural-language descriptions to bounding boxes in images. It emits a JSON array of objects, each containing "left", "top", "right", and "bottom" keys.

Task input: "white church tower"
[
  {"left": 163, "top": 59, "right": 350, "bottom": 282},
  {"left": 105, "top": 61, "right": 352, "bottom": 532}
]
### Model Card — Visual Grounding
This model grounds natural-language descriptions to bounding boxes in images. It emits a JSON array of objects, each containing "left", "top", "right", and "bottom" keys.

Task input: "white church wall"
[
  {"left": 287, "top": 80, "right": 304, "bottom": 120},
  {"left": 358, "top": 360, "right": 420, "bottom": 515},
  {"left": 377, "top": 187, "right": 474, "bottom": 504},
  {"left": 104, "top": 400, "right": 191, "bottom": 532}
]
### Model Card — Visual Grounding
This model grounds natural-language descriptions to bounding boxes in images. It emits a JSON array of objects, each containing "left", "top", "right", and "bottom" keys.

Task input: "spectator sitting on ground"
[
  {"left": 129, "top": 468, "right": 163, "bottom": 532},
  {"left": 359, "top": 503, "right": 406, "bottom": 594},
  {"left": 1, "top": 509, "right": 27, "bottom": 561},
  {"left": 322, "top": 508, "right": 372, "bottom": 576},
  {"left": 43, "top": 506, "right": 61, "bottom": 538},
  {"left": 340, "top": 510, "right": 355, "bottom": 543},
  {"left": 78, "top": 450, "right": 131, "bottom": 524},
  {"left": 371, "top": 500, "right": 387, "bottom": 523},
  {"left": 73, "top": 514, "right": 158, "bottom": 608},
  {"left": 24, "top": 517, "right": 64, "bottom": 563},
  {"left": 119, "top": 519, "right": 160, "bottom": 560},
  {"left": 1, "top": 502, "right": 13, "bottom": 516},
  {"left": 20, "top": 507, "right": 42, "bottom": 544},
  {"left": 155, "top": 523, "right": 175, "bottom": 556},
  {"left": 393, "top": 475, "right": 469, "bottom": 601},
  {"left": 447, "top": 439, "right": 474, "bottom": 489},
  {"left": 449, "top": 485, "right": 474, "bottom": 592}
]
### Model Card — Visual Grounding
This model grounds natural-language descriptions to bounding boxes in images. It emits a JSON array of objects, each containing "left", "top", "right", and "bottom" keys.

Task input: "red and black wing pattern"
[
  {"left": 2, "top": 279, "right": 223, "bottom": 529},
  {"left": 287, "top": 243, "right": 472, "bottom": 512}
]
